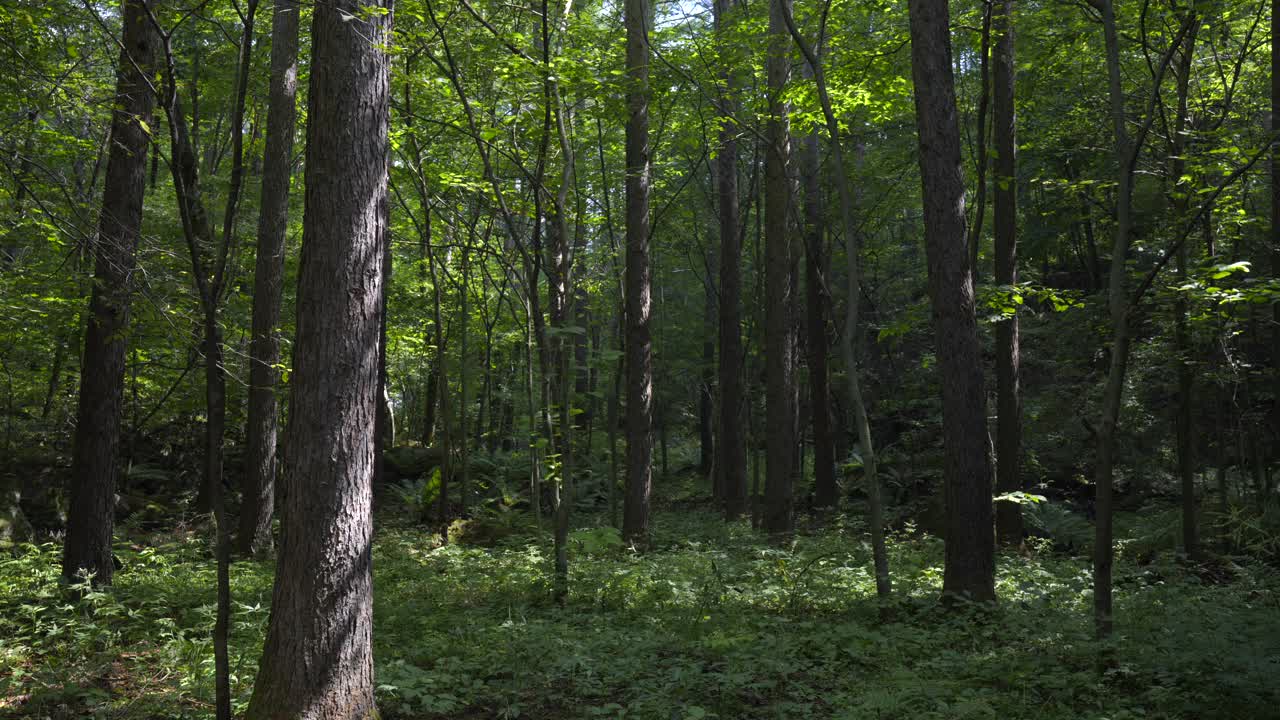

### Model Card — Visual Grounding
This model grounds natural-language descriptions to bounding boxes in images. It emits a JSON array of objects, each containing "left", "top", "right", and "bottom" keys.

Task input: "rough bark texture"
[
  {"left": 243, "top": 1, "right": 390, "bottom": 716},
  {"left": 800, "top": 127, "right": 836, "bottom": 510},
  {"left": 907, "top": 0, "right": 995, "bottom": 601},
  {"left": 762, "top": 0, "right": 796, "bottom": 535},
  {"left": 61, "top": 0, "right": 155, "bottom": 585},
  {"left": 992, "top": 0, "right": 1022, "bottom": 545},
  {"left": 715, "top": 0, "right": 747, "bottom": 521},
  {"left": 242, "top": 0, "right": 300, "bottom": 558},
  {"left": 622, "top": 0, "right": 653, "bottom": 544}
]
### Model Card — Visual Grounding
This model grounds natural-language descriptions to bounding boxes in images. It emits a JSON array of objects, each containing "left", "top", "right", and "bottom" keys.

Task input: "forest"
[{"left": 1, "top": 0, "right": 1279, "bottom": 716}]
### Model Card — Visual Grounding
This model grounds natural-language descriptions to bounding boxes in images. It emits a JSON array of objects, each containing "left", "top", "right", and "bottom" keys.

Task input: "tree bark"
[
  {"left": 243, "top": 0, "right": 390, "bottom": 715},
  {"left": 908, "top": 0, "right": 995, "bottom": 601},
  {"left": 715, "top": 0, "right": 748, "bottom": 521},
  {"left": 992, "top": 0, "right": 1022, "bottom": 545},
  {"left": 62, "top": 0, "right": 155, "bottom": 586},
  {"left": 762, "top": 0, "right": 796, "bottom": 535},
  {"left": 241, "top": 0, "right": 300, "bottom": 558},
  {"left": 799, "top": 123, "right": 836, "bottom": 510},
  {"left": 622, "top": 0, "right": 654, "bottom": 545}
]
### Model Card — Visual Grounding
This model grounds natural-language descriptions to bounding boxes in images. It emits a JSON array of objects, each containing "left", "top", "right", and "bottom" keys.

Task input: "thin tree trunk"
[
  {"left": 1168, "top": 20, "right": 1200, "bottom": 559},
  {"left": 1271, "top": 0, "right": 1280, "bottom": 464},
  {"left": 716, "top": 0, "right": 748, "bottom": 521},
  {"left": 1091, "top": 0, "right": 1192, "bottom": 639},
  {"left": 608, "top": 321, "right": 622, "bottom": 529},
  {"left": 242, "top": 0, "right": 299, "bottom": 558},
  {"left": 243, "top": 1, "right": 390, "bottom": 715},
  {"left": 428, "top": 237, "right": 452, "bottom": 538},
  {"left": 459, "top": 243, "right": 471, "bottom": 513},
  {"left": 781, "top": 6, "right": 890, "bottom": 597},
  {"left": 700, "top": 246, "right": 716, "bottom": 479},
  {"left": 969, "top": 0, "right": 993, "bottom": 282},
  {"left": 1093, "top": 0, "right": 1132, "bottom": 639},
  {"left": 762, "top": 0, "right": 796, "bottom": 535},
  {"left": 622, "top": 0, "right": 654, "bottom": 545},
  {"left": 908, "top": 0, "right": 995, "bottom": 602},
  {"left": 799, "top": 122, "right": 836, "bottom": 510},
  {"left": 62, "top": 0, "right": 156, "bottom": 586},
  {"left": 992, "top": 0, "right": 1022, "bottom": 545}
]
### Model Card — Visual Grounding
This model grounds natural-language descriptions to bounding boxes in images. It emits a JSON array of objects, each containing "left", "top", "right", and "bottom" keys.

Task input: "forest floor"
[{"left": 2, "top": 476, "right": 1279, "bottom": 720}]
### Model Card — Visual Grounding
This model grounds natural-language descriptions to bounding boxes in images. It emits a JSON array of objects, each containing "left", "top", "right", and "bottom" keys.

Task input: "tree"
[
  {"left": 1271, "top": 0, "right": 1279, "bottom": 472},
  {"left": 781, "top": 0, "right": 890, "bottom": 599},
  {"left": 907, "top": 0, "right": 995, "bottom": 601},
  {"left": 61, "top": 0, "right": 156, "bottom": 586},
  {"left": 992, "top": 0, "right": 1022, "bottom": 545},
  {"left": 716, "top": 0, "right": 748, "bottom": 521},
  {"left": 1089, "top": 0, "right": 1194, "bottom": 638},
  {"left": 622, "top": 0, "right": 653, "bottom": 545},
  {"left": 243, "top": 0, "right": 390, "bottom": 715},
  {"left": 762, "top": 0, "right": 796, "bottom": 535},
  {"left": 799, "top": 84, "right": 837, "bottom": 511},
  {"left": 241, "top": 0, "right": 300, "bottom": 558}
]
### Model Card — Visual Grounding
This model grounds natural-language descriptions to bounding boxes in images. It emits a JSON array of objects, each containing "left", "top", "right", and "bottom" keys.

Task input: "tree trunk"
[
  {"left": 458, "top": 244, "right": 471, "bottom": 513},
  {"left": 1093, "top": 0, "right": 1131, "bottom": 639},
  {"left": 716, "top": 0, "right": 748, "bottom": 521},
  {"left": 62, "top": 0, "right": 155, "bottom": 586},
  {"left": 780, "top": 9, "right": 890, "bottom": 598},
  {"left": 908, "top": 0, "right": 995, "bottom": 601},
  {"left": 241, "top": 0, "right": 299, "bottom": 558},
  {"left": 622, "top": 0, "right": 654, "bottom": 545},
  {"left": 700, "top": 246, "right": 716, "bottom": 479},
  {"left": 969, "top": 0, "right": 992, "bottom": 283},
  {"left": 762, "top": 0, "right": 796, "bottom": 535},
  {"left": 992, "top": 0, "right": 1022, "bottom": 545},
  {"left": 799, "top": 123, "right": 836, "bottom": 510},
  {"left": 243, "top": 1, "right": 390, "bottom": 716},
  {"left": 606, "top": 319, "right": 622, "bottom": 527},
  {"left": 1168, "top": 20, "right": 1200, "bottom": 559},
  {"left": 1272, "top": 0, "right": 1280, "bottom": 468}
]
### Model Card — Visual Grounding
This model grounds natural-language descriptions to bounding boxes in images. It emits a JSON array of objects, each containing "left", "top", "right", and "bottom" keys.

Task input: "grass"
[{"left": 2, "top": 491, "right": 1278, "bottom": 719}]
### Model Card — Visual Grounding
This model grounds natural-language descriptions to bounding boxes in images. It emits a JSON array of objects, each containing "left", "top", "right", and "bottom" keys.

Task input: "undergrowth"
[{"left": 2, "top": 503, "right": 1277, "bottom": 719}]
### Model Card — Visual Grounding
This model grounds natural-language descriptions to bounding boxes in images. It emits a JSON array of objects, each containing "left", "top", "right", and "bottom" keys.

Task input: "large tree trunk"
[
  {"left": 61, "top": 0, "right": 155, "bottom": 586},
  {"left": 241, "top": 0, "right": 300, "bottom": 558},
  {"left": 243, "top": 1, "right": 390, "bottom": 716},
  {"left": 715, "top": 0, "right": 748, "bottom": 521},
  {"left": 762, "top": 0, "right": 796, "bottom": 535},
  {"left": 907, "top": 0, "right": 995, "bottom": 601},
  {"left": 992, "top": 0, "right": 1022, "bottom": 545},
  {"left": 622, "top": 0, "right": 654, "bottom": 545}
]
